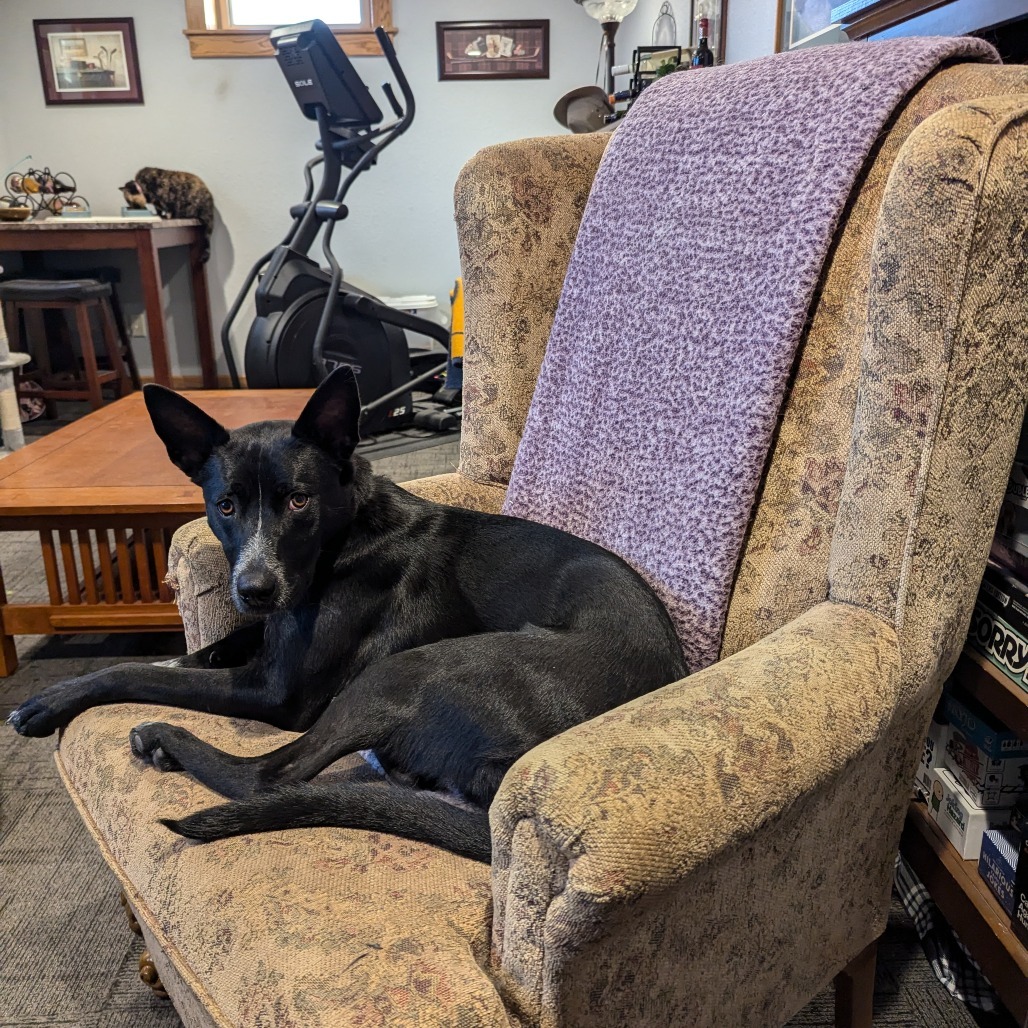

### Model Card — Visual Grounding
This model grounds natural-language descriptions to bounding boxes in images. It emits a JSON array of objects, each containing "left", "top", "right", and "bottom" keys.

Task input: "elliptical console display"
[{"left": 224, "top": 21, "right": 453, "bottom": 436}]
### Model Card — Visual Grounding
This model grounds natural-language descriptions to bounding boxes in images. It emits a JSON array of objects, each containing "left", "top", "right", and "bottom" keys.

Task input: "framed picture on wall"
[
  {"left": 33, "top": 18, "right": 144, "bottom": 105},
  {"left": 437, "top": 21, "right": 550, "bottom": 81}
]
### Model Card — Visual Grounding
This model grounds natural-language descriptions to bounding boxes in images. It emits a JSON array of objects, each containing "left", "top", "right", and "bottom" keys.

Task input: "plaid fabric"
[{"left": 894, "top": 854, "right": 999, "bottom": 1012}]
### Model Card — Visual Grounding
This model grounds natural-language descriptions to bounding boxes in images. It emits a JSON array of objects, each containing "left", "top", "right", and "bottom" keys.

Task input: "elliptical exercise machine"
[{"left": 223, "top": 20, "right": 460, "bottom": 436}]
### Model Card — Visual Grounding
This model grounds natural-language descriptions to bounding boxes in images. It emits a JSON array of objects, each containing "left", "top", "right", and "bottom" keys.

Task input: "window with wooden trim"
[{"left": 183, "top": 0, "right": 394, "bottom": 58}]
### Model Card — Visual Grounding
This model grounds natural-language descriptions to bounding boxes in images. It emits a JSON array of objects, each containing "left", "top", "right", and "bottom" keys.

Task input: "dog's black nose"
[{"left": 235, "top": 573, "right": 278, "bottom": 608}]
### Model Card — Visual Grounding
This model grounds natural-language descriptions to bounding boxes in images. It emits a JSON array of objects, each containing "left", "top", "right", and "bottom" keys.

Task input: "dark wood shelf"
[
  {"left": 955, "top": 649, "right": 1028, "bottom": 742},
  {"left": 902, "top": 801, "right": 1028, "bottom": 1025},
  {"left": 836, "top": 0, "right": 1028, "bottom": 40}
]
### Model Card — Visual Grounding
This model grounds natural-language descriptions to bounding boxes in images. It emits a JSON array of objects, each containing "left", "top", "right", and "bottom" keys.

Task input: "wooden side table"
[
  {"left": 0, "top": 390, "right": 309, "bottom": 674},
  {"left": 0, "top": 218, "right": 217, "bottom": 388}
]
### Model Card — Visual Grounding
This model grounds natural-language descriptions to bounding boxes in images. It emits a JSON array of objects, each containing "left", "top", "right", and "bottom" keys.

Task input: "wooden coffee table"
[{"left": 0, "top": 390, "right": 309, "bottom": 675}]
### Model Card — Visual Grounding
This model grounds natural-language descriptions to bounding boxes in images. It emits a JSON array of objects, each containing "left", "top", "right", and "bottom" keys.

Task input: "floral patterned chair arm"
[
  {"left": 485, "top": 93, "right": 1028, "bottom": 1027},
  {"left": 488, "top": 601, "right": 904, "bottom": 1027}
]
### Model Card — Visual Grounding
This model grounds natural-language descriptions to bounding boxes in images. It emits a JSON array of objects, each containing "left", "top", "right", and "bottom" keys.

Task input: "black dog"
[{"left": 8, "top": 369, "right": 686, "bottom": 861}]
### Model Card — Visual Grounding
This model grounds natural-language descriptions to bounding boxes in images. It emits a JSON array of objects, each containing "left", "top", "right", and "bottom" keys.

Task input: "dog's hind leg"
[
  {"left": 130, "top": 639, "right": 484, "bottom": 799},
  {"left": 162, "top": 777, "right": 492, "bottom": 862},
  {"left": 167, "top": 621, "right": 266, "bottom": 669},
  {"left": 129, "top": 688, "right": 392, "bottom": 800}
]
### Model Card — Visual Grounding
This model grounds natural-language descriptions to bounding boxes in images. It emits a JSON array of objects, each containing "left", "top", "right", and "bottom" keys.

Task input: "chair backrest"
[
  {"left": 454, "top": 60, "right": 1028, "bottom": 678},
  {"left": 722, "top": 62, "right": 1028, "bottom": 666},
  {"left": 454, "top": 133, "right": 610, "bottom": 489},
  {"left": 500, "top": 40, "right": 998, "bottom": 673}
]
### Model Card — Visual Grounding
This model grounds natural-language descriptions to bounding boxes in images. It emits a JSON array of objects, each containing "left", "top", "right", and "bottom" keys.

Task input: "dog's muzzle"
[{"left": 233, "top": 569, "right": 280, "bottom": 613}]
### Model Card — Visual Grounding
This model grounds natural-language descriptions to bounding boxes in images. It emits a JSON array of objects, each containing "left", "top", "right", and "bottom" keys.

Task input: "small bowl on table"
[{"left": 0, "top": 207, "right": 32, "bottom": 223}]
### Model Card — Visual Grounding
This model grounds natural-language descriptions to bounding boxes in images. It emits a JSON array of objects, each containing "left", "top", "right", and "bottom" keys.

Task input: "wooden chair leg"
[
  {"left": 74, "top": 302, "right": 104, "bottom": 410},
  {"left": 98, "top": 298, "right": 133, "bottom": 397},
  {"left": 106, "top": 287, "right": 142, "bottom": 391},
  {"left": 22, "top": 305, "right": 58, "bottom": 419},
  {"left": 835, "top": 940, "right": 877, "bottom": 1028},
  {"left": 119, "top": 890, "right": 169, "bottom": 1000},
  {"left": 119, "top": 889, "right": 143, "bottom": 936},
  {"left": 139, "top": 950, "right": 169, "bottom": 999}
]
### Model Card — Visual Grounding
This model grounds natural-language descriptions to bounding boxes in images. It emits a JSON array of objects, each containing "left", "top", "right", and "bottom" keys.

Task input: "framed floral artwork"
[
  {"left": 437, "top": 21, "right": 549, "bottom": 81},
  {"left": 34, "top": 18, "right": 144, "bottom": 105}
]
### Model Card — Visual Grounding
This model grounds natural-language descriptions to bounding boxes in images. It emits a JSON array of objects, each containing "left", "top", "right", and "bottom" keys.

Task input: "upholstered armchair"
[{"left": 54, "top": 59, "right": 1028, "bottom": 1028}]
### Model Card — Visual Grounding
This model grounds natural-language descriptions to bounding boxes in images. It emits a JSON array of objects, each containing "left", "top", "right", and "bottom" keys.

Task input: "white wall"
[
  {"left": 0, "top": 1, "right": 600, "bottom": 378},
  {"left": 0, "top": 0, "right": 774, "bottom": 379}
]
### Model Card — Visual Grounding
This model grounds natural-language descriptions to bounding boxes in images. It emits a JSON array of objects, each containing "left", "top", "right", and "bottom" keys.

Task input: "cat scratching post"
[{"left": 0, "top": 267, "right": 29, "bottom": 452}]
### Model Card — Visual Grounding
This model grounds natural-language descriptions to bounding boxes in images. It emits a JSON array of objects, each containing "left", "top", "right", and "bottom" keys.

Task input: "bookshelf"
[
  {"left": 900, "top": 648, "right": 1028, "bottom": 1025},
  {"left": 956, "top": 650, "right": 1028, "bottom": 742},
  {"left": 902, "top": 801, "right": 1028, "bottom": 1025}
]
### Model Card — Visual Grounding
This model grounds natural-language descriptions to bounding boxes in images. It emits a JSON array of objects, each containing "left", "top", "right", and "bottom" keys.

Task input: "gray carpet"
[{"left": 0, "top": 436, "right": 1015, "bottom": 1027}]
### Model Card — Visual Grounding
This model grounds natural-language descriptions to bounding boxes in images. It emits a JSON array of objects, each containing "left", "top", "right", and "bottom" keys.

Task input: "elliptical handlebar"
[
  {"left": 309, "top": 27, "right": 419, "bottom": 378},
  {"left": 377, "top": 28, "right": 415, "bottom": 133},
  {"left": 221, "top": 23, "right": 419, "bottom": 389},
  {"left": 381, "top": 83, "right": 403, "bottom": 119},
  {"left": 328, "top": 28, "right": 414, "bottom": 208}
]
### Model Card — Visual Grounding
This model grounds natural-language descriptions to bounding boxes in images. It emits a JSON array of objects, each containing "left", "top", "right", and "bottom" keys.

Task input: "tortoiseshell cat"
[{"left": 120, "top": 168, "right": 214, "bottom": 262}]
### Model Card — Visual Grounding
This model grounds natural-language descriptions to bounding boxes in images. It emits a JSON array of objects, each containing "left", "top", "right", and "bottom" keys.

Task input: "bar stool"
[
  {"left": 0, "top": 278, "right": 135, "bottom": 412},
  {"left": 76, "top": 266, "right": 142, "bottom": 391}
]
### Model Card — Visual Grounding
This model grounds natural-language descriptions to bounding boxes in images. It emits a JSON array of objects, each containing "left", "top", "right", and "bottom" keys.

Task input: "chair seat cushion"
[
  {"left": 58, "top": 705, "right": 514, "bottom": 1028},
  {"left": 0, "top": 277, "right": 111, "bottom": 301}
]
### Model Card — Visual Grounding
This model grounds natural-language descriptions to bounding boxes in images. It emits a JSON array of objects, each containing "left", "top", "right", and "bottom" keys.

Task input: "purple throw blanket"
[{"left": 503, "top": 37, "right": 997, "bottom": 672}]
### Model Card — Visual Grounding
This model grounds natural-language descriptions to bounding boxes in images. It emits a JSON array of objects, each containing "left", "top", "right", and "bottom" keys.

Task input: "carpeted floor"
[{"left": 0, "top": 435, "right": 1016, "bottom": 1028}]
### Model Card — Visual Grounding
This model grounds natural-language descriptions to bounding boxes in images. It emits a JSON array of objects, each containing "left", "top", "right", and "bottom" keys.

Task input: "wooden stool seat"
[
  {"left": 0, "top": 278, "right": 135, "bottom": 413},
  {"left": 0, "top": 278, "right": 112, "bottom": 302}
]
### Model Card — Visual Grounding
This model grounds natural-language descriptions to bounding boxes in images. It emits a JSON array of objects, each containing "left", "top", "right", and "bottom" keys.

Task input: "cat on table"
[{"left": 120, "top": 168, "right": 214, "bottom": 262}]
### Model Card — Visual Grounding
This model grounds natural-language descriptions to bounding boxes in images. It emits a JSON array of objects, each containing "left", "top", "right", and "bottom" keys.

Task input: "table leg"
[
  {"left": 0, "top": 562, "right": 19, "bottom": 676},
  {"left": 189, "top": 240, "right": 218, "bottom": 388},
  {"left": 137, "top": 235, "right": 173, "bottom": 386}
]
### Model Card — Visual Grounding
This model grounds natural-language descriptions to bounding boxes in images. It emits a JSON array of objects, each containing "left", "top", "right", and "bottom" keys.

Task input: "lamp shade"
[{"left": 577, "top": 0, "right": 639, "bottom": 23}]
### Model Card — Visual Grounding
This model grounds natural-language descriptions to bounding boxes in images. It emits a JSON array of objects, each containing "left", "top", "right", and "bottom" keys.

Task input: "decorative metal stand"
[{"left": 1, "top": 167, "right": 90, "bottom": 216}]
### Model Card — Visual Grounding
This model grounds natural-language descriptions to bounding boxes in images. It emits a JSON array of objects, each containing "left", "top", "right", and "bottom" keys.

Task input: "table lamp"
[{"left": 575, "top": 0, "right": 640, "bottom": 95}]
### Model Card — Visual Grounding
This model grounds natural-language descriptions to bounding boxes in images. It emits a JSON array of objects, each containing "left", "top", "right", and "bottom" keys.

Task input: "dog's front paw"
[
  {"left": 7, "top": 694, "right": 64, "bottom": 737},
  {"left": 129, "top": 722, "right": 184, "bottom": 772}
]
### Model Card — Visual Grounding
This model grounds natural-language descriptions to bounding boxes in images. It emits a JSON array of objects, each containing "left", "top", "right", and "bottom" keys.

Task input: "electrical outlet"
[{"left": 129, "top": 313, "right": 148, "bottom": 338}]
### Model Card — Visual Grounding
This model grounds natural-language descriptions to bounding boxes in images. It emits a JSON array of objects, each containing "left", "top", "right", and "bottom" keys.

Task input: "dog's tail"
[{"left": 161, "top": 780, "right": 492, "bottom": 862}]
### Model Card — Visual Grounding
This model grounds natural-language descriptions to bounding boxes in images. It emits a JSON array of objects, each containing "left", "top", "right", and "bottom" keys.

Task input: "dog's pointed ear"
[
  {"left": 143, "top": 384, "right": 230, "bottom": 482},
  {"left": 292, "top": 367, "right": 361, "bottom": 464}
]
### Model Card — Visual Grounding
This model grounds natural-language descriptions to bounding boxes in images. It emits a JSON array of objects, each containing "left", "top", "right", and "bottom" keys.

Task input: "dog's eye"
[
  {"left": 216, "top": 498, "right": 235, "bottom": 517},
  {"left": 288, "top": 493, "right": 310, "bottom": 512}
]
